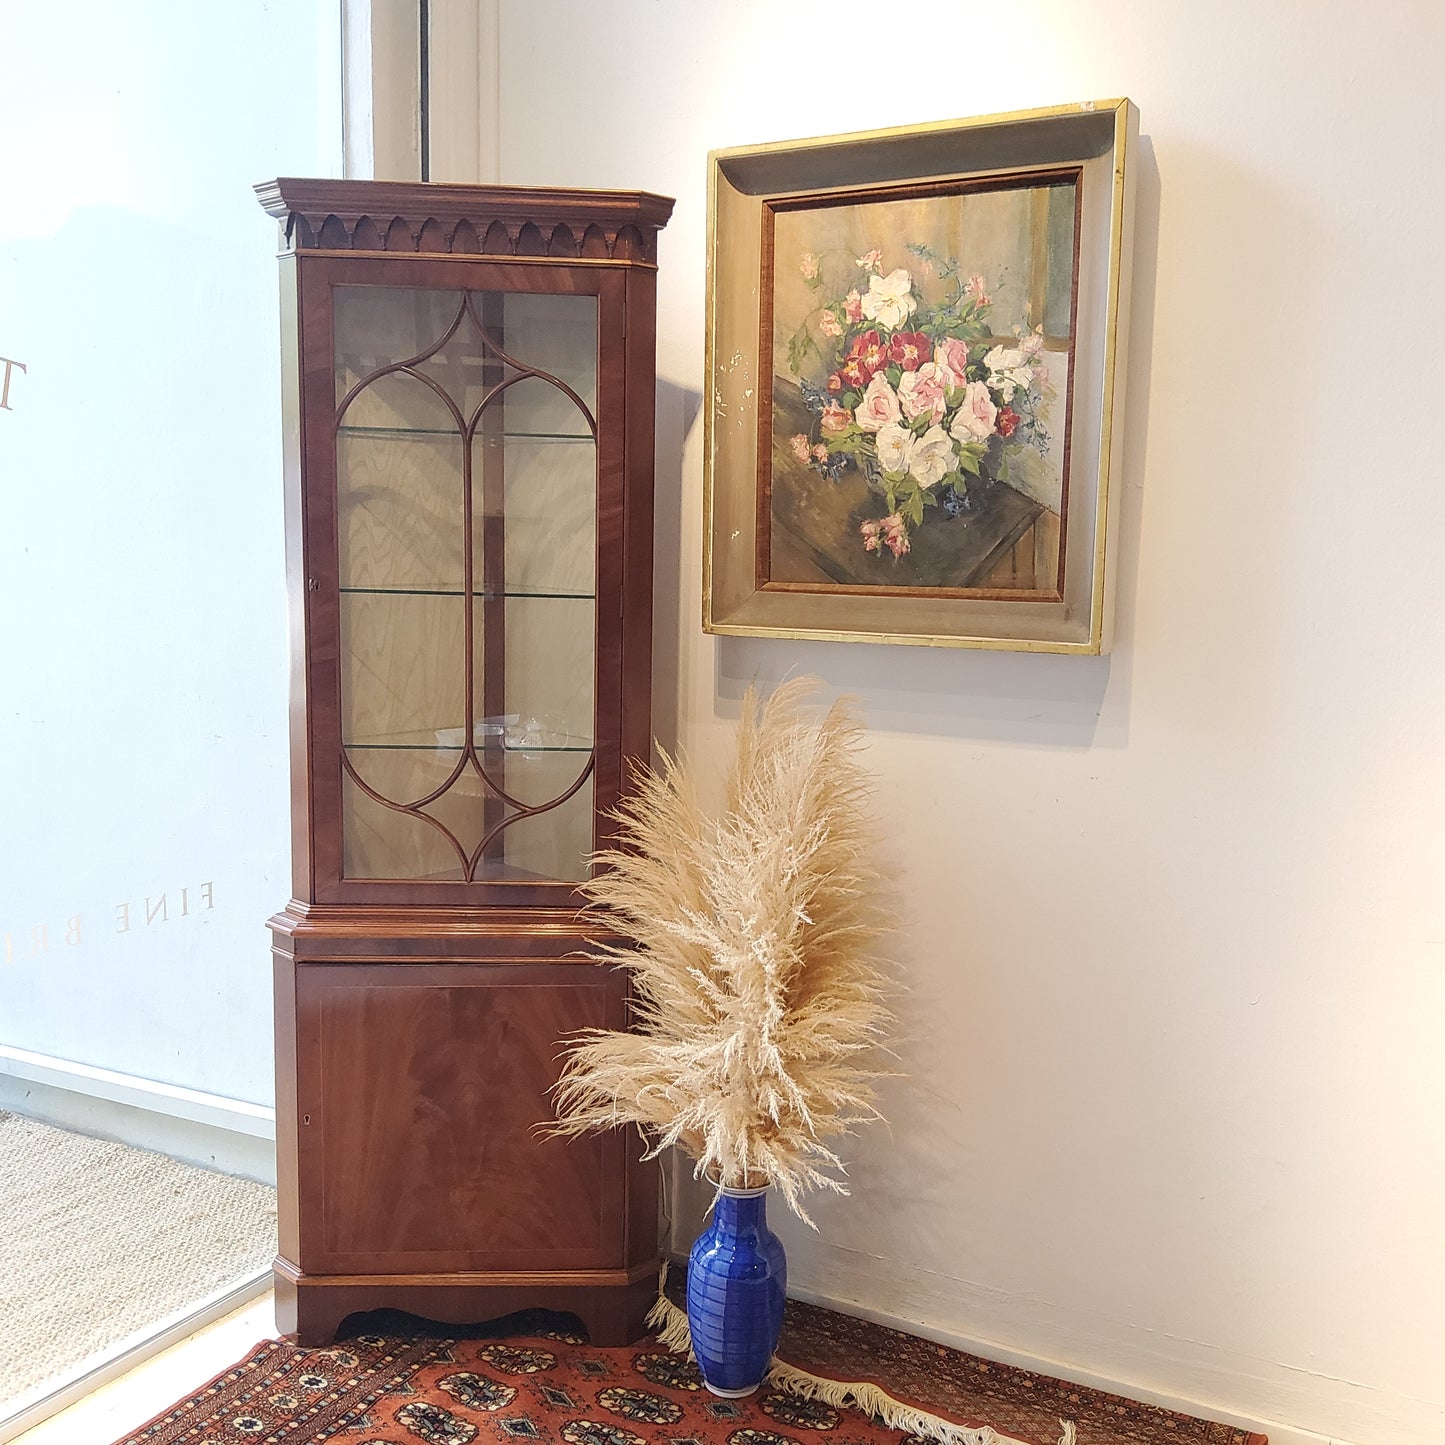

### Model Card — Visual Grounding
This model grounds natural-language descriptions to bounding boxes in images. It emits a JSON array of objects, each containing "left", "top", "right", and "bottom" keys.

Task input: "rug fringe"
[
  {"left": 646, "top": 1267, "right": 694, "bottom": 1356},
  {"left": 649, "top": 1266, "right": 1074, "bottom": 1445},
  {"left": 765, "top": 1357, "right": 998, "bottom": 1445}
]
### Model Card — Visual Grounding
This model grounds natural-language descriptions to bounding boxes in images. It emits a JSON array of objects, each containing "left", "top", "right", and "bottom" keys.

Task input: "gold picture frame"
[{"left": 703, "top": 99, "right": 1137, "bottom": 653}]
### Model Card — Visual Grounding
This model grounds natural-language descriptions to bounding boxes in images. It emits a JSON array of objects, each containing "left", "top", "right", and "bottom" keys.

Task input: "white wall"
[
  {"left": 0, "top": 2, "right": 342, "bottom": 1102},
  {"left": 483, "top": 4, "right": 1445, "bottom": 1443}
]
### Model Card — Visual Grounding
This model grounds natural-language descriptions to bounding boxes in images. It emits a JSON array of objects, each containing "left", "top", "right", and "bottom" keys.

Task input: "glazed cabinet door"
[
  {"left": 295, "top": 258, "right": 632, "bottom": 907},
  {"left": 292, "top": 961, "right": 630, "bottom": 1276}
]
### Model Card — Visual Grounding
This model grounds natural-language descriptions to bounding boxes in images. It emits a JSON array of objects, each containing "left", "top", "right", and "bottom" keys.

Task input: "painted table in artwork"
[{"left": 766, "top": 381, "right": 1050, "bottom": 592}]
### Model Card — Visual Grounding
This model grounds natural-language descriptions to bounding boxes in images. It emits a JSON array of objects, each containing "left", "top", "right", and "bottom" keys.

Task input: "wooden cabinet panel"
[{"left": 296, "top": 964, "right": 625, "bottom": 1274}]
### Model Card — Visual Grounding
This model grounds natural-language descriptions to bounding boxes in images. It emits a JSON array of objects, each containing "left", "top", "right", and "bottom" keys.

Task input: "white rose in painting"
[
  {"left": 908, "top": 425, "right": 953, "bottom": 489},
  {"left": 983, "top": 344, "right": 1024, "bottom": 372},
  {"left": 875, "top": 422, "right": 913, "bottom": 476},
  {"left": 854, "top": 372, "right": 902, "bottom": 432},
  {"left": 860, "top": 268, "right": 918, "bottom": 329},
  {"left": 949, "top": 380, "right": 997, "bottom": 443},
  {"left": 982, "top": 344, "right": 1034, "bottom": 402}
]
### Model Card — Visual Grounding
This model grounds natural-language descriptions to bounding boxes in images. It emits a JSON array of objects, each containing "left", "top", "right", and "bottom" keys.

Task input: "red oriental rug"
[{"left": 107, "top": 1309, "right": 1265, "bottom": 1445}]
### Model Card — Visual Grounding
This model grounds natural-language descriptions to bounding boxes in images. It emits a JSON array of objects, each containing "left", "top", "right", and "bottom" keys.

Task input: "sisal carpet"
[
  {"left": 106, "top": 1308, "right": 1266, "bottom": 1445},
  {"left": 0, "top": 1111, "right": 278, "bottom": 1406}
]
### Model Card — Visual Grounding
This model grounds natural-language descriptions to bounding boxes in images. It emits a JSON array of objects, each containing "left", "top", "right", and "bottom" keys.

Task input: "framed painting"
[{"left": 703, "top": 99, "right": 1137, "bottom": 653}]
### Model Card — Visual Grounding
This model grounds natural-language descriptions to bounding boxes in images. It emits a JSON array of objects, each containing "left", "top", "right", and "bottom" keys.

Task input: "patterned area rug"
[
  {"left": 110, "top": 1326, "right": 998, "bottom": 1445},
  {"left": 108, "top": 1309, "right": 1265, "bottom": 1445},
  {"left": 775, "top": 1302, "right": 1264, "bottom": 1445}
]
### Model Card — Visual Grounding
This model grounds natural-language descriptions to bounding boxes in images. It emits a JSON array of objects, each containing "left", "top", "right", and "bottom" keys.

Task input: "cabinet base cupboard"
[{"left": 256, "top": 180, "right": 673, "bottom": 1346}]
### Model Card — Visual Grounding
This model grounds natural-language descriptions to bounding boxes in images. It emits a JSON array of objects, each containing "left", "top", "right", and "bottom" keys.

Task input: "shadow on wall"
[
  {"left": 651, "top": 377, "right": 704, "bottom": 754},
  {"left": 718, "top": 635, "right": 1115, "bottom": 749}
]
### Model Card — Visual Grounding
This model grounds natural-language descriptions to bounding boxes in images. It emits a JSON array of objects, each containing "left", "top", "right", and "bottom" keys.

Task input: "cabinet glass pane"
[
  {"left": 333, "top": 284, "right": 598, "bottom": 885},
  {"left": 338, "top": 379, "right": 465, "bottom": 591}
]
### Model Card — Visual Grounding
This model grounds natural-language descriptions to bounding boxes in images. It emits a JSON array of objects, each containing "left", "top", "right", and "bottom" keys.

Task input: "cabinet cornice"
[{"left": 256, "top": 178, "right": 675, "bottom": 262}]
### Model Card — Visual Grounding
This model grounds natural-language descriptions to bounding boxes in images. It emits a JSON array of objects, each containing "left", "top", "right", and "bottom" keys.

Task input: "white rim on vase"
[{"left": 702, "top": 1171, "right": 771, "bottom": 1200}]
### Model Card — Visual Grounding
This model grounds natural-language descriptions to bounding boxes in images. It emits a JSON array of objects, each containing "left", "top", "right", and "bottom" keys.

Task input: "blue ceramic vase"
[{"left": 686, "top": 1181, "right": 787, "bottom": 1396}]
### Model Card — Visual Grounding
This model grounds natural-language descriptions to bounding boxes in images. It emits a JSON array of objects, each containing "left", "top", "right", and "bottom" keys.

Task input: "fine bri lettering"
[
  {"left": 2, "top": 882, "right": 216, "bottom": 962},
  {"left": 115, "top": 881, "right": 215, "bottom": 933}
]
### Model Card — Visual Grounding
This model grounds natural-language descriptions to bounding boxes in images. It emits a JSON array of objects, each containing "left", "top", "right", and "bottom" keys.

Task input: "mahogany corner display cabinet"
[{"left": 256, "top": 178, "right": 674, "bottom": 1346}]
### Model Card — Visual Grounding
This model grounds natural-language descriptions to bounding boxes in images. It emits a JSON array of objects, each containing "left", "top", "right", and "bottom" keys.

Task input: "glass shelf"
[
  {"left": 345, "top": 724, "right": 593, "bottom": 753},
  {"left": 340, "top": 586, "right": 595, "bottom": 600},
  {"left": 338, "top": 425, "right": 593, "bottom": 441},
  {"left": 346, "top": 739, "right": 594, "bottom": 754}
]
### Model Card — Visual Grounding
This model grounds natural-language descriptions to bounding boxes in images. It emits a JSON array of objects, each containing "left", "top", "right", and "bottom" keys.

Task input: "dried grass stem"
[{"left": 550, "top": 677, "right": 892, "bottom": 1225}]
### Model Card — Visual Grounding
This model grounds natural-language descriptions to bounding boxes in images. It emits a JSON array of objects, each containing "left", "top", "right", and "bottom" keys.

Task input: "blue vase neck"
[{"left": 712, "top": 1188, "right": 772, "bottom": 1237}]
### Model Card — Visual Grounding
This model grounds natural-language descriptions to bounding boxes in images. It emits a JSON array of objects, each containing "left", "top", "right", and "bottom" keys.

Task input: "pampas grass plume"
[{"left": 550, "top": 676, "right": 892, "bottom": 1225}]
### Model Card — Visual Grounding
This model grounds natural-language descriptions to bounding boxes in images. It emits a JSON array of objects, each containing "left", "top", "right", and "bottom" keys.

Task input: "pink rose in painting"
[
  {"left": 897, "top": 362, "right": 947, "bottom": 424},
  {"left": 812, "top": 443, "right": 829, "bottom": 462},
  {"left": 966, "top": 273, "right": 991, "bottom": 306},
  {"left": 856, "top": 248, "right": 884, "bottom": 273},
  {"left": 800, "top": 251, "right": 820, "bottom": 281},
  {"left": 818, "top": 309, "right": 843, "bottom": 339},
  {"left": 1017, "top": 328, "right": 1049, "bottom": 389},
  {"left": 820, "top": 402, "right": 852, "bottom": 435},
  {"left": 861, "top": 514, "right": 910, "bottom": 558},
  {"left": 934, "top": 337, "right": 972, "bottom": 391},
  {"left": 854, "top": 373, "right": 902, "bottom": 433},
  {"left": 789, "top": 433, "right": 812, "bottom": 463},
  {"left": 843, "top": 289, "right": 864, "bottom": 323},
  {"left": 882, "top": 513, "right": 910, "bottom": 557},
  {"left": 949, "top": 380, "right": 997, "bottom": 443}
]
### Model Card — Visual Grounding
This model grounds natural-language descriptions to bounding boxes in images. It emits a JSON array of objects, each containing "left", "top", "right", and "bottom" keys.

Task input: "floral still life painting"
[{"left": 763, "top": 172, "right": 1080, "bottom": 596}]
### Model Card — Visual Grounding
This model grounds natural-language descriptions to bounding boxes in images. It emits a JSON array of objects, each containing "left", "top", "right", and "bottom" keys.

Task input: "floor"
[
  {"left": 10, "top": 1295, "right": 278, "bottom": 1445},
  {"left": 0, "top": 1112, "right": 277, "bottom": 1406},
  {"left": 8, "top": 1288, "right": 1265, "bottom": 1445}
]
